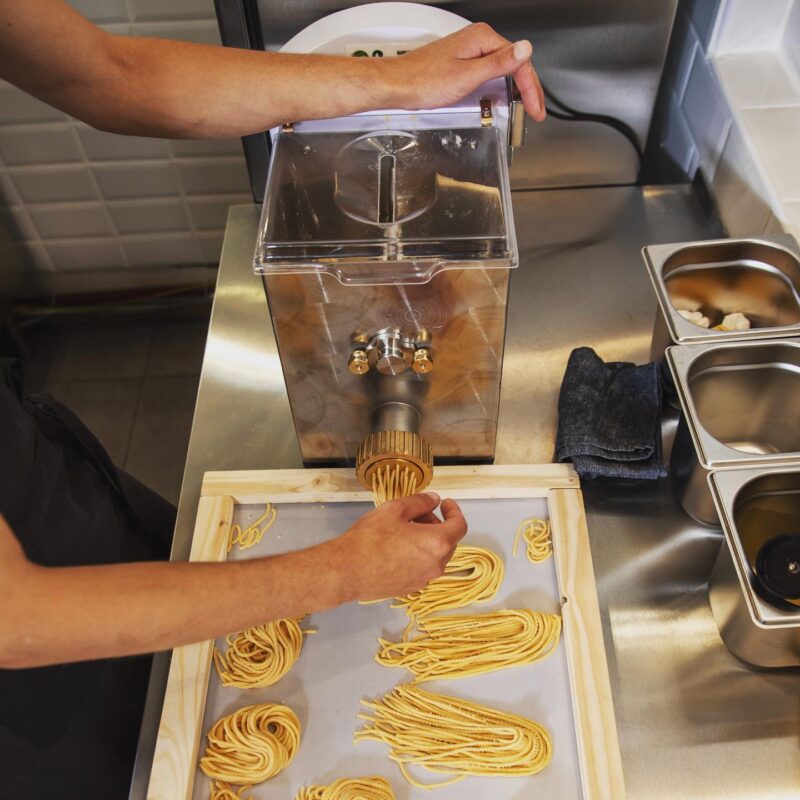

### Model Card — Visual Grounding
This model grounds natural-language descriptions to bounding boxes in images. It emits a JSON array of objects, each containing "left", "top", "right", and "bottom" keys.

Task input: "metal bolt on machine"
[{"left": 252, "top": 4, "right": 524, "bottom": 492}]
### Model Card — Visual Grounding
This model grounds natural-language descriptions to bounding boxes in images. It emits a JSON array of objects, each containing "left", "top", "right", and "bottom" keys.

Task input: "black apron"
[{"left": 0, "top": 358, "right": 175, "bottom": 799}]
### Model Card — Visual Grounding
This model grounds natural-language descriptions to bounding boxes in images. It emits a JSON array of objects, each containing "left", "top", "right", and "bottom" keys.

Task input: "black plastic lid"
[{"left": 755, "top": 533, "right": 800, "bottom": 601}]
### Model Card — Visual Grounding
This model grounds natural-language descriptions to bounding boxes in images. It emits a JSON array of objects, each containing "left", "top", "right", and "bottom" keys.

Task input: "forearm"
[
  {"left": 3, "top": 540, "right": 350, "bottom": 669},
  {"left": 104, "top": 38, "right": 401, "bottom": 138}
]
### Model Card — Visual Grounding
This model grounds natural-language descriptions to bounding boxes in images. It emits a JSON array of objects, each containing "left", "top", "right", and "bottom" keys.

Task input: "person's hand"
[
  {"left": 387, "top": 22, "right": 546, "bottom": 121},
  {"left": 330, "top": 492, "right": 468, "bottom": 602}
]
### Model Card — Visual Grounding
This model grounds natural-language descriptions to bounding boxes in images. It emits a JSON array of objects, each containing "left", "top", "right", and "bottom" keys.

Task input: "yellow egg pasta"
[
  {"left": 199, "top": 703, "right": 300, "bottom": 788},
  {"left": 355, "top": 684, "right": 552, "bottom": 789},
  {"left": 371, "top": 464, "right": 418, "bottom": 507},
  {"left": 513, "top": 517, "right": 552, "bottom": 563},
  {"left": 229, "top": 503, "right": 277, "bottom": 552},
  {"left": 213, "top": 617, "right": 313, "bottom": 689},
  {"left": 392, "top": 544, "right": 503, "bottom": 620},
  {"left": 295, "top": 776, "right": 396, "bottom": 800},
  {"left": 375, "top": 608, "right": 561, "bottom": 682},
  {"left": 209, "top": 780, "right": 253, "bottom": 800}
]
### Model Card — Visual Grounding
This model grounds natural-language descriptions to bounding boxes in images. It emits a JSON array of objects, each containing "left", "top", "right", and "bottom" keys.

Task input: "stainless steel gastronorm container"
[
  {"left": 708, "top": 466, "right": 800, "bottom": 667},
  {"left": 644, "top": 234, "right": 800, "bottom": 361},
  {"left": 667, "top": 338, "right": 800, "bottom": 525}
]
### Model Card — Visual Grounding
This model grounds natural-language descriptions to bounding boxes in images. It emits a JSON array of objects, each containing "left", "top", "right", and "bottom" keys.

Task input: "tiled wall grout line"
[
  {"left": 0, "top": 150, "right": 57, "bottom": 273},
  {"left": 0, "top": 0, "right": 249, "bottom": 283},
  {"left": 72, "top": 116, "right": 131, "bottom": 267}
]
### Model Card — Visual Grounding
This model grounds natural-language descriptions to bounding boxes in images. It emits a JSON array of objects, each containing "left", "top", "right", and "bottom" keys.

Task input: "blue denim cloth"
[{"left": 555, "top": 347, "right": 667, "bottom": 480}]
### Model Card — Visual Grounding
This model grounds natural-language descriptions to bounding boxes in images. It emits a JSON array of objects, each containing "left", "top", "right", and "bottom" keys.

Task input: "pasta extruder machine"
[{"left": 253, "top": 3, "right": 524, "bottom": 492}]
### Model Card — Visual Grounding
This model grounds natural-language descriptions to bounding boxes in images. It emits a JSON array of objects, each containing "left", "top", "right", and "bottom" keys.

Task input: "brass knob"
[
  {"left": 348, "top": 349, "right": 369, "bottom": 375},
  {"left": 412, "top": 348, "right": 433, "bottom": 374}
]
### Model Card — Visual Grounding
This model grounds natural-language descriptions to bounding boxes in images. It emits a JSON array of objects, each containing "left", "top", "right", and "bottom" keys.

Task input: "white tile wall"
[
  {"left": 658, "top": 1, "right": 732, "bottom": 184},
  {"left": 0, "top": 124, "right": 84, "bottom": 166},
  {"left": 29, "top": 201, "right": 114, "bottom": 238},
  {"left": 710, "top": 0, "right": 800, "bottom": 238},
  {"left": 93, "top": 161, "right": 182, "bottom": 198},
  {"left": 682, "top": 53, "right": 733, "bottom": 178},
  {"left": 108, "top": 198, "right": 191, "bottom": 234},
  {"left": 659, "top": 0, "right": 800, "bottom": 240},
  {"left": 715, "top": 52, "right": 800, "bottom": 107},
  {"left": 10, "top": 165, "right": 100, "bottom": 203},
  {"left": 713, "top": 0, "right": 794, "bottom": 53},
  {"left": 781, "top": 0, "right": 800, "bottom": 78},
  {"left": 0, "top": 0, "right": 250, "bottom": 281}
]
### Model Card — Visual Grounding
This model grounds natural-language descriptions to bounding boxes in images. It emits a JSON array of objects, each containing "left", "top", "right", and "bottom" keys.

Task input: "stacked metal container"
[{"left": 643, "top": 234, "right": 800, "bottom": 667}]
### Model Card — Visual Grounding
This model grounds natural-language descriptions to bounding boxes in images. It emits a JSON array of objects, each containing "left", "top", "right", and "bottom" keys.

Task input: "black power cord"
[{"left": 541, "top": 82, "right": 644, "bottom": 181}]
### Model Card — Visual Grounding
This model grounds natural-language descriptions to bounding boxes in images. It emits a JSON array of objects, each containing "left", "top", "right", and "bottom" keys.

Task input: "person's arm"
[
  {"left": 0, "top": 493, "right": 466, "bottom": 669},
  {"left": 0, "top": 0, "right": 544, "bottom": 140}
]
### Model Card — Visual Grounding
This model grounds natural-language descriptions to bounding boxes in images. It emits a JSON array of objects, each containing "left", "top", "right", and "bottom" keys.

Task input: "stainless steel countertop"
[{"left": 131, "top": 187, "right": 800, "bottom": 800}]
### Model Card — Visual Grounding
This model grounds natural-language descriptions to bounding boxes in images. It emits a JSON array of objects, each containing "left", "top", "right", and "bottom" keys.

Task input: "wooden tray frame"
[{"left": 146, "top": 465, "right": 625, "bottom": 800}]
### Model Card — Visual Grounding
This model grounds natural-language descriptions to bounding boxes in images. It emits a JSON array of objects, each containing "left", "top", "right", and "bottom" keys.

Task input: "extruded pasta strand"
[
  {"left": 375, "top": 608, "right": 561, "bottom": 682},
  {"left": 213, "top": 617, "right": 313, "bottom": 689},
  {"left": 209, "top": 781, "right": 253, "bottom": 800},
  {"left": 294, "top": 776, "right": 396, "bottom": 800},
  {"left": 355, "top": 684, "right": 552, "bottom": 788},
  {"left": 513, "top": 517, "right": 552, "bottom": 563},
  {"left": 372, "top": 464, "right": 418, "bottom": 507},
  {"left": 392, "top": 544, "right": 503, "bottom": 619},
  {"left": 229, "top": 503, "right": 277, "bottom": 552},
  {"left": 199, "top": 703, "right": 300, "bottom": 787}
]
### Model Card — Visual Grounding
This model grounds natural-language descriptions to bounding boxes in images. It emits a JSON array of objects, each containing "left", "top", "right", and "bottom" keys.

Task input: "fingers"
[
  {"left": 438, "top": 498, "right": 468, "bottom": 545},
  {"left": 457, "top": 25, "right": 545, "bottom": 121},
  {"left": 413, "top": 512, "right": 442, "bottom": 525},
  {"left": 392, "top": 491, "right": 441, "bottom": 521},
  {"left": 512, "top": 54, "right": 546, "bottom": 121}
]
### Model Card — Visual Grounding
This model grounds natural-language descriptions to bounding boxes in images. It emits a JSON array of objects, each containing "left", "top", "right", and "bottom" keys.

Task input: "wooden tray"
[{"left": 146, "top": 465, "right": 625, "bottom": 800}]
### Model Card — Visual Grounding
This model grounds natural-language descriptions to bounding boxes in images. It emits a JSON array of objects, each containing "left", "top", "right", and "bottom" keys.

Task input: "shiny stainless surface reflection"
[
  {"left": 685, "top": 341, "right": 800, "bottom": 457},
  {"left": 645, "top": 235, "right": 800, "bottom": 358},
  {"left": 131, "top": 187, "right": 800, "bottom": 800},
  {"left": 709, "top": 467, "right": 800, "bottom": 667}
]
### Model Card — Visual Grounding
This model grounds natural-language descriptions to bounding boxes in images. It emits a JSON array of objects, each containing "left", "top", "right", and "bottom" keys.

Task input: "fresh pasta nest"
[
  {"left": 295, "top": 776, "right": 396, "bottom": 800},
  {"left": 213, "top": 617, "right": 311, "bottom": 689},
  {"left": 199, "top": 703, "right": 300, "bottom": 787}
]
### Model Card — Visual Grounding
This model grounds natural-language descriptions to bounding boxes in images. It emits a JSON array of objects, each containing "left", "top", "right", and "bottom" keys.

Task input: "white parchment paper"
[{"left": 192, "top": 497, "right": 582, "bottom": 800}]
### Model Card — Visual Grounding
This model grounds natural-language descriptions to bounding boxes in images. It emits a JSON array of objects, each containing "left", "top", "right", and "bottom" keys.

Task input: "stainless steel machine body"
[
  {"left": 644, "top": 234, "right": 800, "bottom": 361},
  {"left": 708, "top": 466, "right": 800, "bottom": 667},
  {"left": 263, "top": 266, "right": 510, "bottom": 463},
  {"left": 254, "top": 7, "right": 519, "bottom": 467},
  {"left": 667, "top": 338, "right": 800, "bottom": 525}
]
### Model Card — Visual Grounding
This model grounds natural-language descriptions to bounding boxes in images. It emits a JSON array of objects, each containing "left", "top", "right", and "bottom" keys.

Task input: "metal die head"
[{"left": 355, "top": 429, "right": 434, "bottom": 492}]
